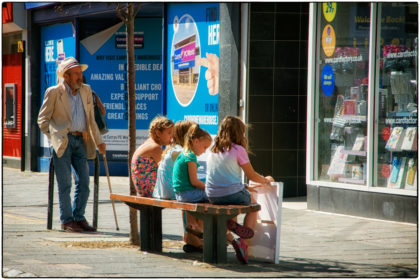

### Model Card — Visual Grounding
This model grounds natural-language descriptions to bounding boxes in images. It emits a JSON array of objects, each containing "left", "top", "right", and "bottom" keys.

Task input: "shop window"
[
  {"left": 309, "top": 3, "right": 418, "bottom": 193},
  {"left": 2, "top": 33, "right": 21, "bottom": 55},
  {"left": 315, "top": 3, "right": 371, "bottom": 185},
  {"left": 375, "top": 3, "right": 418, "bottom": 189}
]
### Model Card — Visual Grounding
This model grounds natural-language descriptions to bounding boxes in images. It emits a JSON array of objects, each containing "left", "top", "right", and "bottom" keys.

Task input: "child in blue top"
[
  {"left": 173, "top": 124, "right": 212, "bottom": 203},
  {"left": 152, "top": 120, "right": 203, "bottom": 252},
  {"left": 206, "top": 116, "right": 274, "bottom": 264}
]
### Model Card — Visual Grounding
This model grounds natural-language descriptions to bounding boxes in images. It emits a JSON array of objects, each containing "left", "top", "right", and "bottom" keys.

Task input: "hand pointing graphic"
[{"left": 198, "top": 52, "right": 219, "bottom": 95}]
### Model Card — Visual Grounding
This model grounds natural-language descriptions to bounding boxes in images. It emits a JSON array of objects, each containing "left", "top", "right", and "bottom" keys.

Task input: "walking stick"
[{"left": 102, "top": 154, "right": 120, "bottom": 231}]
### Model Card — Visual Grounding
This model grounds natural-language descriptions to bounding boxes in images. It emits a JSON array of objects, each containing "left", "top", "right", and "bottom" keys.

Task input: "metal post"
[
  {"left": 92, "top": 154, "right": 100, "bottom": 228},
  {"left": 47, "top": 159, "right": 54, "bottom": 229}
]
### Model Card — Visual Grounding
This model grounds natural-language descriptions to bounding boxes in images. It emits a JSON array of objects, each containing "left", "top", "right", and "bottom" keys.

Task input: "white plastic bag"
[{"left": 248, "top": 182, "right": 283, "bottom": 263}]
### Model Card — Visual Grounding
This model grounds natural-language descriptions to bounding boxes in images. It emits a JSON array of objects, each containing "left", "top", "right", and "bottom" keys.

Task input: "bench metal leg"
[
  {"left": 190, "top": 212, "right": 235, "bottom": 263},
  {"left": 201, "top": 215, "right": 216, "bottom": 262},
  {"left": 139, "top": 205, "right": 162, "bottom": 252}
]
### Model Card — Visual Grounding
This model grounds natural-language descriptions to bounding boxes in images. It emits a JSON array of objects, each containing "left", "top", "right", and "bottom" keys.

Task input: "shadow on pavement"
[
  {"left": 64, "top": 231, "right": 183, "bottom": 242},
  {"left": 156, "top": 251, "right": 417, "bottom": 277}
]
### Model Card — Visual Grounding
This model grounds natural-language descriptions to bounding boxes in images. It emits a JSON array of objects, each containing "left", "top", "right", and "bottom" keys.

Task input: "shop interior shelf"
[
  {"left": 341, "top": 115, "right": 367, "bottom": 123},
  {"left": 342, "top": 150, "right": 367, "bottom": 156},
  {"left": 338, "top": 177, "right": 365, "bottom": 185}
]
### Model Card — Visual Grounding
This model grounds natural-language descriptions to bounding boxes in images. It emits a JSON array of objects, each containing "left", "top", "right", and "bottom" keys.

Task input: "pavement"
[{"left": 2, "top": 167, "right": 418, "bottom": 278}]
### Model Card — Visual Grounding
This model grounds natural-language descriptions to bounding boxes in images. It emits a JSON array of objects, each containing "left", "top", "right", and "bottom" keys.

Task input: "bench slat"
[
  {"left": 110, "top": 193, "right": 260, "bottom": 214},
  {"left": 110, "top": 193, "right": 198, "bottom": 211}
]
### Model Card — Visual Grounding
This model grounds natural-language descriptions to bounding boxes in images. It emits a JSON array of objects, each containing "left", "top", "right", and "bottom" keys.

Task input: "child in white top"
[
  {"left": 206, "top": 116, "right": 274, "bottom": 264},
  {"left": 152, "top": 120, "right": 204, "bottom": 252},
  {"left": 153, "top": 120, "right": 195, "bottom": 200}
]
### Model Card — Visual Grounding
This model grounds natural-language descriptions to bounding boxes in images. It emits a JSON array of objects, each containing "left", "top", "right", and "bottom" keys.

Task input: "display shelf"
[
  {"left": 323, "top": 115, "right": 367, "bottom": 124},
  {"left": 385, "top": 149, "right": 417, "bottom": 153},
  {"left": 338, "top": 178, "right": 365, "bottom": 184},
  {"left": 342, "top": 150, "right": 367, "bottom": 156},
  {"left": 340, "top": 115, "right": 367, "bottom": 123}
]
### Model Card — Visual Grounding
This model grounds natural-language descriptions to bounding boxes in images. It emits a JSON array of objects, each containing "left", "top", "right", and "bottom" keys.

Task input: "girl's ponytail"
[{"left": 184, "top": 124, "right": 211, "bottom": 150}]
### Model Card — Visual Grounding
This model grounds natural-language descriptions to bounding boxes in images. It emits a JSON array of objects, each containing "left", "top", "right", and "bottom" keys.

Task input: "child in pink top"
[{"left": 206, "top": 116, "right": 274, "bottom": 264}]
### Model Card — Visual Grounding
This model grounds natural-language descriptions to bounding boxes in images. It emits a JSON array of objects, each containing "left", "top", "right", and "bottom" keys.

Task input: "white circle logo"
[{"left": 170, "top": 14, "right": 200, "bottom": 107}]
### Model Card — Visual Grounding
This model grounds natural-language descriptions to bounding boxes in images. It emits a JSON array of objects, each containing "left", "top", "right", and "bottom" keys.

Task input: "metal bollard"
[
  {"left": 92, "top": 154, "right": 100, "bottom": 228},
  {"left": 47, "top": 159, "right": 54, "bottom": 230}
]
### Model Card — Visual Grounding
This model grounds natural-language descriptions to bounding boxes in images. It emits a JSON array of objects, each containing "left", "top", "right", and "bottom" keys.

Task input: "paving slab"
[{"left": 2, "top": 167, "right": 418, "bottom": 277}]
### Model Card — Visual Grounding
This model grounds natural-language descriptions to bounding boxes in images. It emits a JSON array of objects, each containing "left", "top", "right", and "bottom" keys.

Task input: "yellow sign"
[
  {"left": 323, "top": 2, "right": 337, "bottom": 22},
  {"left": 17, "top": 40, "right": 24, "bottom": 53},
  {"left": 321, "top": 24, "right": 336, "bottom": 57}
]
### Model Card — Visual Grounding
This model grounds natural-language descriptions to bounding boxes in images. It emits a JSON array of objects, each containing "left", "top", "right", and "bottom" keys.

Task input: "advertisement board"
[
  {"left": 80, "top": 18, "right": 163, "bottom": 175},
  {"left": 39, "top": 22, "right": 76, "bottom": 171},
  {"left": 166, "top": 3, "right": 220, "bottom": 135}
]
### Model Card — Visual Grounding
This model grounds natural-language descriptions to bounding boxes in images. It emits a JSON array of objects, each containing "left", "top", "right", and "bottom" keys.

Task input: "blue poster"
[
  {"left": 40, "top": 22, "right": 76, "bottom": 104},
  {"left": 167, "top": 3, "right": 220, "bottom": 135},
  {"left": 321, "top": 64, "right": 335, "bottom": 97},
  {"left": 80, "top": 18, "right": 163, "bottom": 165},
  {"left": 39, "top": 22, "right": 76, "bottom": 171}
]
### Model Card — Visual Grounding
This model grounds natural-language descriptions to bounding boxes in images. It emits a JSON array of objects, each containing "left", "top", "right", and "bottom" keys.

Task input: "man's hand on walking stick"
[{"left": 98, "top": 143, "right": 106, "bottom": 154}]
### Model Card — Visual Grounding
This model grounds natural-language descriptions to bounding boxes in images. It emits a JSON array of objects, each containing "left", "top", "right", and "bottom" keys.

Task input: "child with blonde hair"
[
  {"left": 172, "top": 124, "right": 212, "bottom": 203},
  {"left": 153, "top": 120, "right": 205, "bottom": 252},
  {"left": 206, "top": 115, "right": 274, "bottom": 264},
  {"left": 153, "top": 120, "right": 195, "bottom": 199},
  {"left": 131, "top": 116, "right": 174, "bottom": 197}
]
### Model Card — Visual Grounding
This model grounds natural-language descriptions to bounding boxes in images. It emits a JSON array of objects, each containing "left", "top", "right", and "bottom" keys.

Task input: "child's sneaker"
[
  {"left": 231, "top": 238, "right": 248, "bottom": 264},
  {"left": 182, "top": 244, "right": 203, "bottom": 253},
  {"left": 227, "top": 219, "right": 254, "bottom": 239}
]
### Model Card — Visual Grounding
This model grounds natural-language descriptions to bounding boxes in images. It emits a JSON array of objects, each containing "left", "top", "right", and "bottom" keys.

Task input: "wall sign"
[
  {"left": 323, "top": 2, "right": 337, "bottom": 22},
  {"left": 322, "top": 24, "right": 336, "bottom": 57},
  {"left": 39, "top": 22, "right": 76, "bottom": 163},
  {"left": 166, "top": 3, "right": 220, "bottom": 135},
  {"left": 321, "top": 64, "right": 335, "bottom": 96}
]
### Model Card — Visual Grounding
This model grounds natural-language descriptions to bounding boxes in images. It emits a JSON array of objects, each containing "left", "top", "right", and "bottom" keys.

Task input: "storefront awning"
[{"left": 32, "top": 3, "right": 163, "bottom": 24}]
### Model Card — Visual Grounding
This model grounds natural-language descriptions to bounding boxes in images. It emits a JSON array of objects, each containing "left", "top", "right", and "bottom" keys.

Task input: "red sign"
[{"left": 2, "top": 3, "right": 13, "bottom": 24}]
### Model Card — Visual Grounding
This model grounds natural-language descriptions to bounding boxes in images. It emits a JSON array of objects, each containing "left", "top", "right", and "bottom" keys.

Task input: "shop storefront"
[
  {"left": 7, "top": 2, "right": 309, "bottom": 199},
  {"left": 2, "top": 2, "right": 27, "bottom": 170},
  {"left": 29, "top": 3, "right": 165, "bottom": 175},
  {"left": 28, "top": 2, "right": 221, "bottom": 176},
  {"left": 306, "top": 3, "right": 418, "bottom": 222}
]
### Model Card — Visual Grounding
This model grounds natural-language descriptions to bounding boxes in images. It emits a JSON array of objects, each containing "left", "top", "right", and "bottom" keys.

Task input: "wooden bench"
[{"left": 110, "top": 193, "right": 260, "bottom": 263}]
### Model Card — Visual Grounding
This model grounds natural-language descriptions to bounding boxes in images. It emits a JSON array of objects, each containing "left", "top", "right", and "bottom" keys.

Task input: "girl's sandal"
[{"left": 227, "top": 219, "right": 254, "bottom": 239}]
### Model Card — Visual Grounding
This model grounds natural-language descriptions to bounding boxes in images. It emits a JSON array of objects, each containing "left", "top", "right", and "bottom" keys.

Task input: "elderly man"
[{"left": 38, "top": 57, "right": 106, "bottom": 232}]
